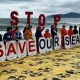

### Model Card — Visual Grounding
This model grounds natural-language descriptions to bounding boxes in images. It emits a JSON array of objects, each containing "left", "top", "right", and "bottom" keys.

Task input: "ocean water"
[{"left": 0, "top": 18, "right": 80, "bottom": 36}]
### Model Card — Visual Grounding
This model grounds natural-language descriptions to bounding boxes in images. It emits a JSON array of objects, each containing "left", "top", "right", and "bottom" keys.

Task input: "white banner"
[
  {"left": 71, "top": 35, "right": 77, "bottom": 48},
  {"left": 6, "top": 41, "right": 17, "bottom": 60},
  {"left": 54, "top": 36, "right": 61, "bottom": 50},
  {"left": 27, "top": 39, "right": 37, "bottom": 56},
  {"left": 0, "top": 42, "right": 6, "bottom": 61},
  {"left": 39, "top": 37, "right": 46, "bottom": 53},
  {"left": 46, "top": 38, "right": 53, "bottom": 52},
  {"left": 64, "top": 35, "right": 70, "bottom": 49},
  {"left": 17, "top": 40, "right": 27, "bottom": 58},
  {"left": 76, "top": 34, "right": 80, "bottom": 46}
]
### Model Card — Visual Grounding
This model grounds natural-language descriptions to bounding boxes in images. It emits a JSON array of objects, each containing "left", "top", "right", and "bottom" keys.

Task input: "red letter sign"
[
  {"left": 54, "top": 15, "right": 61, "bottom": 27},
  {"left": 38, "top": 14, "right": 46, "bottom": 26},
  {"left": 0, "top": 42, "right": 6, "bottom": 61},
  {"left": 25, "top": 12, "right": 33, "bottom": 24},
  {"left": 10, "top": 11, "right": 19, "bottom": 26}
]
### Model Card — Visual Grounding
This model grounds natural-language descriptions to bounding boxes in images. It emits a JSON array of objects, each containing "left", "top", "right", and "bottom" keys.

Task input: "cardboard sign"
[
  {"left": 6, "top": 41, "right": 17, "bottom": 60},
  {"left": 39, "top": 37, "right": 53, "bottom": 53},
  {"left": 0, "top": 42, "right": 6, "bottom": 61},
  {"left": 64, "top": 35, "right": 70, "bottom": 49},
  {"left": 46, "top": 38, "right": 53, "bottom": 52},
  {"left": 76, "top": 35, "right": 80, "bottom": 46},
  {"left": 39, "top": 37, "right": 46, "bottom": 53},
  {"left": 17, "top": 40, "right": 27, "bottom": 58},
  {"left": 71, "top": 35, "right": 77, "bottom": 48},
  {"left": 27, "top": 39, "right": 37, "bottom": 56},
  {"left": 54, "top": 36, "right": 61, "bottom": 50}
]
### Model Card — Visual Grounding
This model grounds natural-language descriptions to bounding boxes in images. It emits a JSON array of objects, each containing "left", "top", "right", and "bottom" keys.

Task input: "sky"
[{"left": 0, "top": 0, "right": 80, "bottom": 18}]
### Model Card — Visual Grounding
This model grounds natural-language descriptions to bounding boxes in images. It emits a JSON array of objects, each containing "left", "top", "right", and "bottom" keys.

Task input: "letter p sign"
[{"left": 54, "top": 15, "right": 61, "bottom": 27}]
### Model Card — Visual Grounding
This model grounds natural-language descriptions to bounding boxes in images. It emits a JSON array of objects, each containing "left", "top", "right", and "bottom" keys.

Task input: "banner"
[
  {"left": 46, "top": 38, "right": 53, "bottom": 52},
  {"left": 71, "top": 35, "right": 77, "bottom": 48},
  {"left": 27, "top": 39, "right": 37, "bottom": 56},
  {"left": 39, "top": 37, "right": 52, "bottom": 53},
  {"left": 6, "top": 41, "right": 17, "bottom": 60},
  {"left": 76, "top": 35, "right": 80, "bottom": 46},
  {"left": 54, "top": 36, "right": 61, "bottom": 50},
  {"left": 17, "top": 40, "right": 27, "bottom": 58},
  {"left": 0, "top": 42, "right": 6, "bottom": 61},
  {"left": 0, "top": 35, "right": 80, "bottom": 62},
  {"left": 64, "top": 35, "right": 70, "bottom": 49},
  {"left": 39, "top": 37, "right": 46, "bottom": 53}
]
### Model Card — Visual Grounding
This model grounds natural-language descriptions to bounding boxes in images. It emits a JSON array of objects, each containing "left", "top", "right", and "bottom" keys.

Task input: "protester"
[
  {"left": 73, "top": 25, "right": 78, "bottom": 34},
  {"left": 51, "top": 25, "right": 57, "bottom": 38},
  {"left": 3, "top": 27, "right": 13, "bottom": 44},
  {"left": 35, "top": 26, "right": 45, "bottom": 52},
  {"left": 68, "top": 25, "right": 74, "bottom": 37},
  {"left": 23, "top": 25, "right": 28, "bottom": 34},
  {"left": 44, "top": 29, "right": 51, "bottom": 38},
  {"left": 24, "top": 24, "right": 32, "bottom": 40},
  {"left": 79, "top": 27, "right": 80, "bottom": 35},
  {"left": 0, "top": 34, "right": 2, "bottom": 41},
  {"left": 61, "top": 25, "right": 67, "bottom": 48},
  {"left": 15, "top": 27, "right": 22, "bottom": 41}
]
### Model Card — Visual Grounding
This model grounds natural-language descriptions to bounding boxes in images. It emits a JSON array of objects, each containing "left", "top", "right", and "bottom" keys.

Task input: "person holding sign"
[
  {"left": 3, "top": 27, "right": 13, "bottom": 44},
  {"left": 61, "top": 25, "right": 67, "bottom": 48},
  {"left": 44, "top": 29, "right": 51, "bottom": 38},
  {"left": 14, "top": 27, "right": 22, "bottom": 41},
  {"left": 73, "top": 25, "right": 78, "bottom": 34},
  {"left": 51, "top": 25, "right": 57, "bottom": 38},
  {"left": 35, "top": 26, "right": 45, "bottom": 52},
  {"left": 68, "top": 26, "right": 74, "bottom": 37},
  {"left": 24, "top": 24, "right": 32, "bottom": 40}
]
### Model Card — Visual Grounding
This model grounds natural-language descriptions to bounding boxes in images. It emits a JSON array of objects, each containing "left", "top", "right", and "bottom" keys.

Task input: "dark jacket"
[
  {"left": 51, "top": 29, "right": 57, "bottom": 37},
  {"left": 35, "top": 31, "right": 42, "bottom": 39},
  {"left": 73, "top": 29, "right": 78, "bottom": 34},
  {"left": 0, "top": 34, "right": 2, "bottom": 41},
  {"left": 3, "top": 32, "right": 13, "bottom": 41}
]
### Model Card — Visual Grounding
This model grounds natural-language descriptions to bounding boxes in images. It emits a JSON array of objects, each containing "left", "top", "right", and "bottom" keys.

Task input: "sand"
[{"left": 0, "top": 47, "right": 80, "bottom": 80}]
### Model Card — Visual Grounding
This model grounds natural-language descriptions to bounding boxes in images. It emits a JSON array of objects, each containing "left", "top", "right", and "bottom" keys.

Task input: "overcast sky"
[{"left": 0, "top": 0, "right": 80, "bottom": 18}]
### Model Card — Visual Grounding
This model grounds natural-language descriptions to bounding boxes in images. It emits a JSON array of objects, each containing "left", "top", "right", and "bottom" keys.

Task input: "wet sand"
[{"left": 0, "top": 47, "right": 80, "bottom": 80}]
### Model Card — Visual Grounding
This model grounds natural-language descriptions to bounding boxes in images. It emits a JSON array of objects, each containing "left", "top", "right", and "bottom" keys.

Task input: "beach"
[{"left": 0, "top": 47, "right": 80, "bottom": 80}]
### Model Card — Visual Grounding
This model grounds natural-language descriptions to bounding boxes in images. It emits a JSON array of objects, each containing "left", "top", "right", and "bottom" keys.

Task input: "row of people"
[
  {"left": 1, "top": 24, "right": 79, "bottom": 46},
  {"left": 61, "top": 25, "right": 78, "bottom": 47}
]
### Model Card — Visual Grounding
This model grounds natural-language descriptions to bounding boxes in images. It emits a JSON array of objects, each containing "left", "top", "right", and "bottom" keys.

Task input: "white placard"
[
  {"left": 71, "top": 35, "right": 77, "bottom": 48},
  {"left": 17, "top": 40, "right": 27, "bottom": 58},
  {"left": 27, "top": 39, "right": 37, "bottom": 56},
  {"left": 39, "top": 37, "right": 46, "bottom": 53},
  {"left": 0, "top": 42, "right": 6, "bottom": 61},
  {"left": 6, "top": 41, "right": 17, "bottom": 60},
  {"left": 64, "top": 35, "right": 70, "bottom": 49},
  {"left": 46, "top": 38, "right": 53, "bottom": 52},
  {"left": 54, "top": 36, "right": 61, "bottom": 50}
]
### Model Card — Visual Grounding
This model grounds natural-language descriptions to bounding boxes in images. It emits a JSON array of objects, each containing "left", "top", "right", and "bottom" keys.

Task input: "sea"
[{"left": 0, "top": 18, "right": 80, "bottom": 37}]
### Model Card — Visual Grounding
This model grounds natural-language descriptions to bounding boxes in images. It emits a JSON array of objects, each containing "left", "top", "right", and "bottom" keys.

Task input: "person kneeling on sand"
[
  {"left": 14, "top": 27, "right": 22, "bottom": 41},
  {"left": 44, "top": 29, "right": 51, "bottom": 38},
  {"left": 3, "top": 27, "right": 13, "bottom": 44},
  {"left": 24, "top": 24, "right": 32, "bottom": 40}
]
